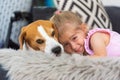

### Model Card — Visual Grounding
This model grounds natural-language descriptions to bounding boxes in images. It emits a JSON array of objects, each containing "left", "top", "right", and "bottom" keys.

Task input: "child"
[{"left": 50, "top": 11, "right": 120, "bottom": 57}]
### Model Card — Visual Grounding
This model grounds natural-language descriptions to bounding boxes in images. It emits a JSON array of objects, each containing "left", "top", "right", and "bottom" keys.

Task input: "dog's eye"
[
  {"left": 51, "top": 31, "right": 55, "bottom": 37},
  {"left": 36, "top": 39, "right": 44, "bottom": 44}
]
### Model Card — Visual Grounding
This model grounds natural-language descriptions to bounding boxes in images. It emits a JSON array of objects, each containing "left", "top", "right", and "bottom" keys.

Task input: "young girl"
[{"left": 50, "top": 11, "right": 120, "bottom": 57}]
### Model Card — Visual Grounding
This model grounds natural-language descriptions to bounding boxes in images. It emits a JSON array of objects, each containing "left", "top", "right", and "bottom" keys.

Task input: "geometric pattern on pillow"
[{"left": 55, "top": 0, "right": 112, "bottom": 30}]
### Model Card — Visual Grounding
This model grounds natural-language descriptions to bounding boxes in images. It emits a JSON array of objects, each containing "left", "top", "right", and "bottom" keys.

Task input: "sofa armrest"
[
  {"left": 0, "top": 65, "right": 8, "bottom": 80},
  {"left": 105, "top": 6, "right": 120, "bottom": 33}
]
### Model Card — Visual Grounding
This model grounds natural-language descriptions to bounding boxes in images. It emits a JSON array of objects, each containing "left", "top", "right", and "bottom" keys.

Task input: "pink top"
[{"left": 84, "top": 28, "right": 120, "bottom": 56}]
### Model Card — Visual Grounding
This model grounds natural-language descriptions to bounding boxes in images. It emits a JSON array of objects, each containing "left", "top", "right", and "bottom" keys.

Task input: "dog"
[{"left": 19, "top": 20, "right": 63, "bottom": 56}]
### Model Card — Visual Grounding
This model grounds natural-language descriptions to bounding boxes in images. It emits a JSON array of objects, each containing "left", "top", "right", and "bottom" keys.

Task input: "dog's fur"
[{"left": 19, "top": 20, "right": 63, "bottom": 56}]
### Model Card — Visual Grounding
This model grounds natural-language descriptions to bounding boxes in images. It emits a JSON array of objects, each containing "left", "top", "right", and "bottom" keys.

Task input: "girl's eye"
[
  {"left": 36, "top": 39, "right": 44, "bottom": 44},
  {"left": 64, "top": 43, "right": 68, "bottom": 47},
  {"left": 72, "top": 36, "right": 78, "bottom": 41},
  {"left": 64, "top": 43, "right": 71, "bottom": 52},
  {"left": 63, "top": 43, "right": 69, "bottom": 48}
]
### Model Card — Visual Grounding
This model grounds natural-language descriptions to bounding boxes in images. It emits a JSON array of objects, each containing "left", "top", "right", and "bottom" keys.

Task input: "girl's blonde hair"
[{"left": 50, "top": 11, "right": 83, "bottom": 28}]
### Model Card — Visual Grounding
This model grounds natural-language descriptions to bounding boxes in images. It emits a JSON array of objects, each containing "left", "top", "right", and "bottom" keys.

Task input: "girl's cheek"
[{"left": 64, "top": 47, "right": 73, "bottom": 54}]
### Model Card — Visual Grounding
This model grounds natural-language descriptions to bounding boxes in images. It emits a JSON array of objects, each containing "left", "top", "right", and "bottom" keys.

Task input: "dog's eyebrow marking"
[{"left": 38, "top": 25, "right": 49, "bottom": 39}]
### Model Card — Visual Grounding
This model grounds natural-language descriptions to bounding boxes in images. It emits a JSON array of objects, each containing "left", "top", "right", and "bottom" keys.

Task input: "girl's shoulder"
[
  {"left": 87, "top": 28, "right": 111, "bottom": 38},
  {"left": 84, "top": 28, "right": 111, "bottom": 55}
]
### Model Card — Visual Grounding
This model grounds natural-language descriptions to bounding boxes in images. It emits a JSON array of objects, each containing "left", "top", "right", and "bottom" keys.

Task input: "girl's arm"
[{"left": 89, "top": 32, "right": 110, "bottom": 57}]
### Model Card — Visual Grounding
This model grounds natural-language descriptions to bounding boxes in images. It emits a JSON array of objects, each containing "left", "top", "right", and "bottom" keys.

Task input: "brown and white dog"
[{"left": 19, "top": 20, "right": 63, "bottom": 56}]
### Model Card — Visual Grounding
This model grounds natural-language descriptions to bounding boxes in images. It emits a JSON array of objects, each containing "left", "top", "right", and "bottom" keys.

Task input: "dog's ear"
[
  {"left": 52, "top": 23, "right": 58, "bottom": 39},
  {"left": 19, "top": 27, "right": 27, "bottom": 49}
]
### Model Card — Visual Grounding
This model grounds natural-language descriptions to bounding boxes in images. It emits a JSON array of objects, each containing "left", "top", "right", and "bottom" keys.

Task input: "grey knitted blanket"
[{"left": 0, "top": 49, "right": 120, "bottom": 80}]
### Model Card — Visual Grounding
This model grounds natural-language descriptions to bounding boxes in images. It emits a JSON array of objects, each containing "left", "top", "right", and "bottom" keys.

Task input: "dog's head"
[{"left": 19, "top": 20, "right": 63, "bottom": 56}]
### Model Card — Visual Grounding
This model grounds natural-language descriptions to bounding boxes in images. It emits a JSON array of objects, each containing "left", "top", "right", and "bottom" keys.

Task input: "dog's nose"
[{"left": 52, "top": 46, "right": 61, "bottom": 56}]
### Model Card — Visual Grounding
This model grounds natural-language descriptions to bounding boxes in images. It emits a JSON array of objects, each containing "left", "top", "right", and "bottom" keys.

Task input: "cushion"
[
  {"left": 55, "top": 0, "right": 112, "bottom": 29},
  {"left": 32, "top": 7, "right": 57, "bottom": 21},
  {"left": 105, "top": 6, "right": 120, "bottom": 33}
]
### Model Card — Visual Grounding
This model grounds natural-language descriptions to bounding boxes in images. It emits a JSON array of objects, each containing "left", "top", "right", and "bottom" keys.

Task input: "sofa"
[{"left": 0, "top": 6, "right": 120, "bottom": 80}]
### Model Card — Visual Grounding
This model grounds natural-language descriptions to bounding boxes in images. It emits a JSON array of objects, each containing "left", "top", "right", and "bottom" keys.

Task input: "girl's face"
[{"left": 59, "top": 23, "right": 87, "bottom": 55}]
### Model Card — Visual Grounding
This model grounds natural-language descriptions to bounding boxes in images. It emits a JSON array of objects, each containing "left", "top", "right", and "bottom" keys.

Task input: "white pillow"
[
  {"left": 54, "top": 0, "right": 112, "bottom": 30},
  {"left": 101, "top": 0, "right": 120, "bottom": 7}
]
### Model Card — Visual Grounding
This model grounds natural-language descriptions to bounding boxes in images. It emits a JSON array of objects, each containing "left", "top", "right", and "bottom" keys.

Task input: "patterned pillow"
[{"left": 54, "top": 0, "right": 112, "bottom": 29}]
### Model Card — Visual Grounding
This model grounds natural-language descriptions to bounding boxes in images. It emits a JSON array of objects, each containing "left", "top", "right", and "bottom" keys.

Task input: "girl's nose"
[{"left": 70, "top": 42, "right": 77, "bottom": 50}]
